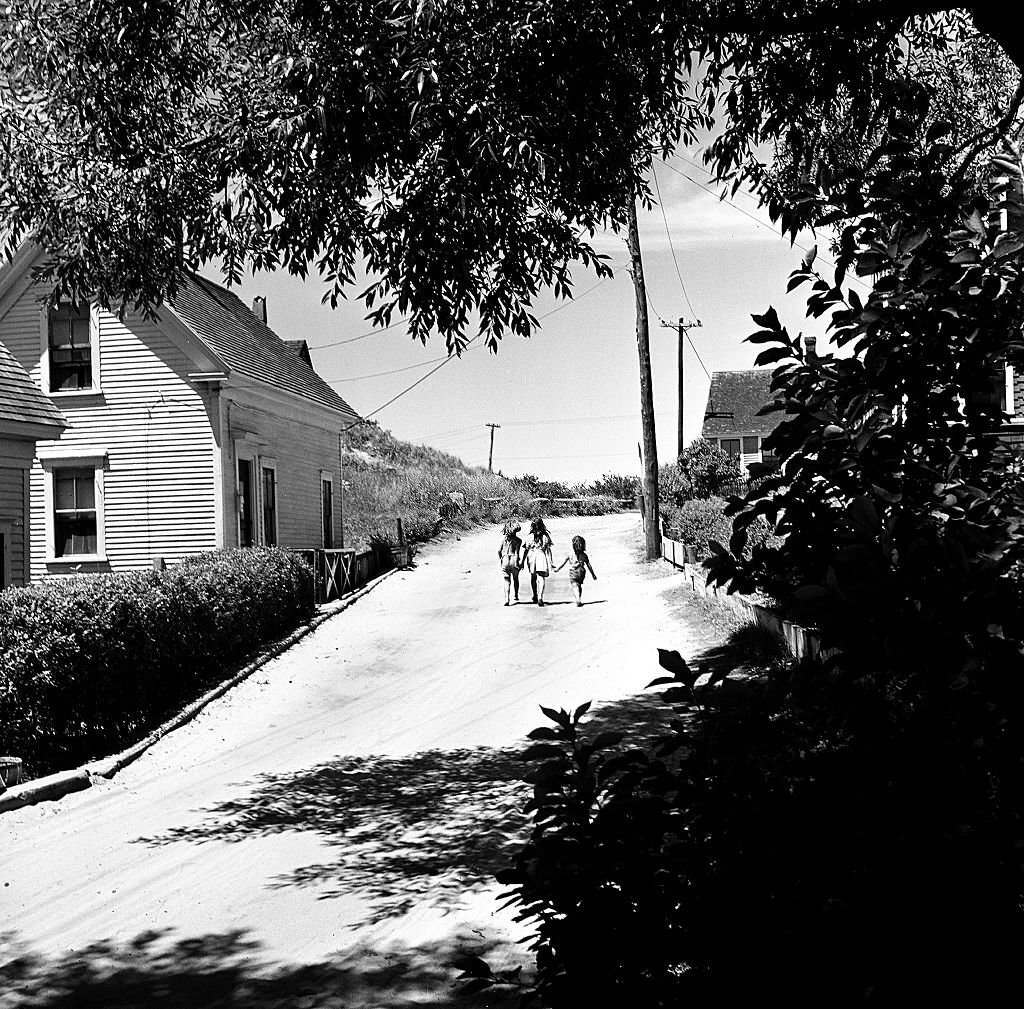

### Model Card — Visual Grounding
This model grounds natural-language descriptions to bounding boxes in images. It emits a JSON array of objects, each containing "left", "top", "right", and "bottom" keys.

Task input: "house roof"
[
  {"left": 701, "top": 369, "right": 779, "bottom": 438},
  {"left": 169, "top": 275, "right": 359, "bottom": 420},
  {"left": 0, "top": 339, "right": 65, "bottom": 434}
]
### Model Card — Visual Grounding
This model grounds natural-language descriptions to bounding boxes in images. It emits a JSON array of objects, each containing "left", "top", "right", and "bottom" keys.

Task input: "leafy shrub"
[
  {"left": 678, "top": 438, "right": 744, "bottom": 499},
  {"left": 465, "top": 656, "right": 1022, "bottom": 1006},
  {"left": 589, "top": 472, "right": 641, "bottom": 500},
  {"left": 0, "top": 548, "right": 312, "bottom": 777}
]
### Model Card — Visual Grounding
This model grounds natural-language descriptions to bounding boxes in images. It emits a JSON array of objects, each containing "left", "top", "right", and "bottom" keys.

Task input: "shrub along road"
[{"left": 0, "top": 512, "right": 724, "bottom": 1008}]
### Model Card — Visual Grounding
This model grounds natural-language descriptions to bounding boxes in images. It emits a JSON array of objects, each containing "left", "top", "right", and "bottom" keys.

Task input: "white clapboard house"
[{"left": 0, "top": 246, "right": 359, "bottom": 580}]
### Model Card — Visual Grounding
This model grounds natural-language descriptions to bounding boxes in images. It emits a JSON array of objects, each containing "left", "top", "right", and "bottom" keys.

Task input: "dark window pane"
[
  {"left": 75, "top": 472, "right": 94, "bottom": 509},
  {"left": 720, "top": 439, "right": 741, "bottom": 458},
  {"left": 48, "top": 303, "right": 92, "bottom": 390},
  {"left": 54, "top": 513, "right": 97, "bottom": 557},
  {"left": 322, "top": 479, "right": 333, "bottom": 548},
  {"left": 743, "top": 436, "right": 759, "bottom": 454},
  {"left": 238, "top": 460, "right": 254, "bottom": 547},
  {"left": 55, "top": 475, "right": 76, "bottom": 510},
  {"left": 262, "top": 468, "right": 277, "bottom": 546}
]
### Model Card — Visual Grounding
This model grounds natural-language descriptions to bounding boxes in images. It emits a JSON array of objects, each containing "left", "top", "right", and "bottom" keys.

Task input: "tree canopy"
[{"left": 0, "top": 2, "right": 1021, "bottom": 347}]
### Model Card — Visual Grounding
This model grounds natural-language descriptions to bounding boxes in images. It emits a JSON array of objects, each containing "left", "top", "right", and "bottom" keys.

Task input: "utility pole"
[
  {"left": 627, "top": 198, "right": 661, "bottom": 560},
  {"left": 486, "top": 422, "right": 501, "bottom": 472},
  {"left": 660, "top": 316, "right": 702, "bottom": 460}
]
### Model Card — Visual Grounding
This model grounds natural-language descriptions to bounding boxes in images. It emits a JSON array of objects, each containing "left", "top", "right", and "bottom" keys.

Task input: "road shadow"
[
  {"left": 128, "top": 621, "right": 745, "bottom": 930},
  {"left": 0, "top": 928, "right": 521, "bottom": 1009},
  {"left": 135, "top": 746, "right": 531, "bottom": 925}
]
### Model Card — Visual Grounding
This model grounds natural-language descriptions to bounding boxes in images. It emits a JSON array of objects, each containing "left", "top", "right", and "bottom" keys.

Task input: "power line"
[
  {"left": 325, "top": 345, "right": 480, "bottom": 384},
  {"left": 311, "top": 315, "right": 411, "bottom": 351},
  {"left": 652, "top": 161, "right": 699, "bottom": 321},
  {"left": 342, "top": 271, "right": 616, "bottom": 431},
  {"left": 659, "top": 156, "right": 872, "bottom": 292}
]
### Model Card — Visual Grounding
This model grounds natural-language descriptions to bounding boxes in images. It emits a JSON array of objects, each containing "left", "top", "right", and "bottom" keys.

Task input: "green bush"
[
  {"left": 665, "top": 496, "right": 774, "bottom": 560},
  {"left": 0, "top": 548, "right": 312, "bottom": 778}
]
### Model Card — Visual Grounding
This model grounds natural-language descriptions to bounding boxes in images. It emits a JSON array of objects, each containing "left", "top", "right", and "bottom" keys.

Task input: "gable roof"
[
  {"left": 169, "top": 275, "right": 359, "bottom": 420},
  {"left": 701, "top": 369, "right": 779, "bottom": 438},
  {"left": 0, "top": 339, "right": 66, "bottom": 435}
]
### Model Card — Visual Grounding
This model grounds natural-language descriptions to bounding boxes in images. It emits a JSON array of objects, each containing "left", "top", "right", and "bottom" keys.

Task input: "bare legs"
[
  {"left": 570, "top": 581, "right": 583, "bottom": 606},
  {"left": 535, "top": 573, "right": 548, "bottom": 605}
]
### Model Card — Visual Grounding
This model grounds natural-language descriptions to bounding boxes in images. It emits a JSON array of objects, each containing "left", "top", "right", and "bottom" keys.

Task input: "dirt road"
[{"left": 0, "top": 513, "right": 718, "bottom": 1007}]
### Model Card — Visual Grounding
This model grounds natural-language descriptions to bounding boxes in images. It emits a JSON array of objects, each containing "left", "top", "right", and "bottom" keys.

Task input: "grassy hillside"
[
  {"left": 340, "top": 422, "right": 523, "bottom": 549},
  {"left": 340, "top": 422, "right": 632, "bottom": 550}
]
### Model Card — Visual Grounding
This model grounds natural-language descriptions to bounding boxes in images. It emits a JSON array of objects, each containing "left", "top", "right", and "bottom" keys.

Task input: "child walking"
[
  {"left": 498, "top": 521, "right": 523, "bottom": 605},
  {"left": 522, "top": 517, "right": 554, "bottom": 605},
  {"left": 555, "top": 534, "right": 597, "bottom": 607}
]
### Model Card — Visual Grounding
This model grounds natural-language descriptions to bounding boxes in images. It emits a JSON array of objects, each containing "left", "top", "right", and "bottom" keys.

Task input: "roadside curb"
[{"left": 0, "top": 567, "right": 402, "bottom": 816}]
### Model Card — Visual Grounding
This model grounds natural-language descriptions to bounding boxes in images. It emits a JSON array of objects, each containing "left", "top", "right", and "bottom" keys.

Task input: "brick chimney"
[
  {"left": 251, "top": 296, "right": 267, "bottom": 324},
  {"left": 804, "top": 335, "right": 817, "bottom": 359}
]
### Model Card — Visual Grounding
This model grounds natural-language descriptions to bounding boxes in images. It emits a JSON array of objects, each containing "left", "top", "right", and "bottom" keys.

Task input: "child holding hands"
[
  {"left": 555, "top": 534, "right": 597, "bottom": 607},
  {"left": 498, "top": 521, "right": 523, "bottom": 605}
]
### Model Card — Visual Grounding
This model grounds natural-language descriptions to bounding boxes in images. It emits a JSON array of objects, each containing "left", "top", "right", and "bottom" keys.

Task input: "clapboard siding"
[
  {"left": 0, "top": 466, "right": 26, "bottom": 585},
  {"left": 23, "top": 306, "right": 217, "bottom": 577},
  {"left": 225, "top": 397, "right": 341, "bottom": 549}
]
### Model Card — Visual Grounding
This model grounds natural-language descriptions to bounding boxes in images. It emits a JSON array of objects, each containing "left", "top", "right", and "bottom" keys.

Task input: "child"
[
  {"left": 498, "top": 521, "right": 523, "bottom": 605},
  {"left": 555, "top": 534, "right": 597, "bottom": 607},
  {"left": 522, "top": 516, "right": 554, "bottom": 605}
]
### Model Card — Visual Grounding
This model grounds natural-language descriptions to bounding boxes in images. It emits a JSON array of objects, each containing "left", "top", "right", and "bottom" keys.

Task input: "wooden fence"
[
  {"left": 298, "top": 544, "right": 398, "bottom": 605},
  {"left": 660, "top": 532, "right": 825, "bottom": 661}
]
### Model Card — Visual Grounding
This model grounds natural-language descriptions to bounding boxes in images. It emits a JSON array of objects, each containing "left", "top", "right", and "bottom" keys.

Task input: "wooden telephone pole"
[
  {"left": 486, "top": 422, "right": 501, "bottom": 472},
  {"left": 660, "top": 316, "right": 702, "bottom": 459},
  {"left": 627, "top": 199, "right": 661, "bottom": 560}
]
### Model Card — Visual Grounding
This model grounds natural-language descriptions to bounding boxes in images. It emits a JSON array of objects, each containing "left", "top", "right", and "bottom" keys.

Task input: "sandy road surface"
[{"left": 0, "top": 513, "right": 715, "bottom": 1007}]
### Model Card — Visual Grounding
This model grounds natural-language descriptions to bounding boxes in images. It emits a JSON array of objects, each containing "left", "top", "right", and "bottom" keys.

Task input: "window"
[
  {"left": 742, "top": 436, "right": 760, "bottom": 455},
  {"left": 53, "top": 467, "right": 98, "bottom": 557},
  {"left": 321, "top": 472, "right": 334, "bottom": 548},
  {"left": 261, "top": 463, "right": 278, "bottom": 547},
  {"left": 720, "top": 438, "right": 741, "bottom": 458},
  {"left": 47, "top": 302, "right": 95, "bottom": 392},
  {"left": 237, "top": 458, "right": 255, "bottom": 548}
]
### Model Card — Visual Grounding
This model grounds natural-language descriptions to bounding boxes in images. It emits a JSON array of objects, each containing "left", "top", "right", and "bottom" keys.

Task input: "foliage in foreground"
[
  {"left": 711, "top": 118, "right": 1024, "bottom": 675},
  {"left": 0, "top": 549, "right": 312, "bottom": 777},
  {"left": 461, "top": 650, "right": 1023, "bottom": 1007}
]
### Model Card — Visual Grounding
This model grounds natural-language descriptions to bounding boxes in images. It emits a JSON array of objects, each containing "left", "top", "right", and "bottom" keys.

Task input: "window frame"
[
  {"left": 235, "top": 443, "right": 258, "bottom": 549},
  {"left": 40, "top": 300, "right": 101, "bottom": 397},
  {"left": 260, "top": 458, "right": 279, "bottom": 547},
  {"left": 40, "top": 453, "right": 107, "bottom": 564},
  {"left": 719, "top": 438, "right": 741, "bottom": 459},
  {"left": 320, "top": 470, "right": 334, "bottom": 549},
  {"left": 742, "top": 435, "right": 760, "bottom": 455}
]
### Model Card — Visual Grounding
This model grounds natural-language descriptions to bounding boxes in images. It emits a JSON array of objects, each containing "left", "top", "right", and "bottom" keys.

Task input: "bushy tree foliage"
[
  {"left": 2, "top": 3, "right": 1022, "bottom": 349},
  {"left": 709, "top": 119, "right": 1024, "bottom": 679}
]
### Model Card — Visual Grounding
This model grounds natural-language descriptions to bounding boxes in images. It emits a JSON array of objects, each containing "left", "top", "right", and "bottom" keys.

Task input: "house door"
[{"left": 238, "top": 458, "right": 255, "bottom": 547}]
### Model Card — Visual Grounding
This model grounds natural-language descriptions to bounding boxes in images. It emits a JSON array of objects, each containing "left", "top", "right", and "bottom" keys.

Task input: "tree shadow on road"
[
  {"left": 130, "top": 628, "right": 741, "bottom": 930},
  {"left": 135, "top": 746, "right": 532, "bottom": 925},
  {"left": 0, "top": 928, "right": 521, "bottom": 1009}
]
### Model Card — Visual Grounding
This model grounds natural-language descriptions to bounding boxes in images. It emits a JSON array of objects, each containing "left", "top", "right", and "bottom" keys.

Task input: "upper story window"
[{"left": 45, "top": 301, "right": 97, "bottom": 393}]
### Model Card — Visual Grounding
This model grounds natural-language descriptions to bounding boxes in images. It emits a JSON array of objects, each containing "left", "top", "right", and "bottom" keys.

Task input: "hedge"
[{"left": 0, "top": 548, "right": 313, "bottom": 778}]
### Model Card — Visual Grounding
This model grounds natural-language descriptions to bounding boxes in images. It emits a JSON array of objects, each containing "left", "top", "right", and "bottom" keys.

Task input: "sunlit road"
[{"left": 1, "top": 513, "right": 714, "bottom": 1007}]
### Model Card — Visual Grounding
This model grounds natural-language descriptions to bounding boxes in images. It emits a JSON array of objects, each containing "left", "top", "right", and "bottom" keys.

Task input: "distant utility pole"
[
  {"left": 660, "top": 316, "right": 702, "bottom": 459},
  {"left": 486, "top": 422, "right": 501, "bottom": 472}
]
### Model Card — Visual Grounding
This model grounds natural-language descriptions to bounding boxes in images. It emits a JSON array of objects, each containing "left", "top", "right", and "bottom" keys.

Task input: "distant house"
[
  {"left": 0, "top": 246, "right": 359, "bottom": 580},
  {"left": 701, "top": 367, "right": 780, "bottom": 474},
  {"left": 0, "top": 340, "right": 66, "bottom": 587}
]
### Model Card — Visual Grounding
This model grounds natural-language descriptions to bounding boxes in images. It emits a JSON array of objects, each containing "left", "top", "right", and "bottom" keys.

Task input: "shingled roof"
[
  {"left": 701, "top": 369, "right": 779, "bottom": 438},
  {"left": 0, "top": 339, "right": 65, "bottom": 435},
  {"left": 170, "top": 275, "right": 359, "bottom": 421}
]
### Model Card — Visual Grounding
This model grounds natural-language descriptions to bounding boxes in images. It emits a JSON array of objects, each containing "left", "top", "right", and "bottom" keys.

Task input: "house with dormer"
[{"left": 0, "top": 245, "right": 359, "bottom": 580}]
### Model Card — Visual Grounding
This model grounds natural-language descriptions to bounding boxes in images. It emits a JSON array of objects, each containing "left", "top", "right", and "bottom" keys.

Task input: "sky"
[{"left": 215, "top": 150, "right": 828, "bottom": 484}]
